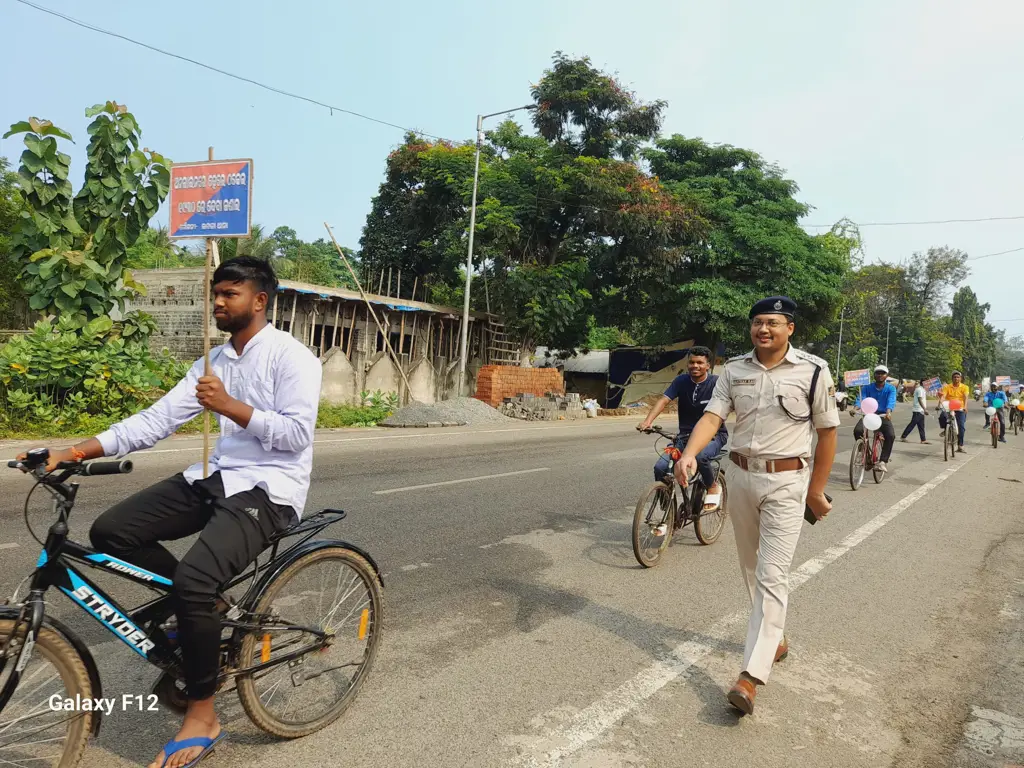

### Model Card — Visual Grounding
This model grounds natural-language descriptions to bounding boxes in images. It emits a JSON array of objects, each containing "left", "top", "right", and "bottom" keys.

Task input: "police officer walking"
[{"left": 676, "top": 296, "right": 839, "bottom": 715}]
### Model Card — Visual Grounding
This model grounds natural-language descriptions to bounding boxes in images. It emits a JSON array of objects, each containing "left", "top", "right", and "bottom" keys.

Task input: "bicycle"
[
  {"left": 631, "top": 426, "right": 729, "bottom": 568},
  {"left": 849, "top": 424, "right": 886, "bottom": 490},
  {"left": 0, "top": 448, "right": 384, "bottom": 768},
  {"left": 939, "top": 403, "right": 959, "bottom": 461}
]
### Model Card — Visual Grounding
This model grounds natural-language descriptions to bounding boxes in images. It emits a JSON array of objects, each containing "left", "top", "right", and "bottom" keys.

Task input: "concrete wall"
[
  {"left": 125, "top": 269, "right": 226, "bottom": 359},
  {"left": 320, "top": 347, "right": 358, "bottom": 404}
]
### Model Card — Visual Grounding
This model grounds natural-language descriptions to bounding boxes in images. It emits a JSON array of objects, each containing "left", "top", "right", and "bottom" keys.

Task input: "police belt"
[{"left": 729, "top": 452, "right": 805, "bottom": 473}]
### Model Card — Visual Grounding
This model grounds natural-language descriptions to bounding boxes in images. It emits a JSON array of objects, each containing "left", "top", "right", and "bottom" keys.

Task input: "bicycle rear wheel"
[
  {"left": 0, "top": 619, "right": 93, "bottom": 768},
  {"left": 235, "top": 546, "right": 383, "bottom": 739},
  {"left": 694, "top": 473, "right": 728, "bottom": 545},
  {"left": 849, "top": 439, "right": 866, "bottom": 490},
  {"left": 632, "top": 483, "right": 675, "bottom": 568},
  {"left": 992, "top": 423, "right": 999, "bottom": 448}
]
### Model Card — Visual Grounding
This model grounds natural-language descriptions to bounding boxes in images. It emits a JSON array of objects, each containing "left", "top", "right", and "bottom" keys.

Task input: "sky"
[{"left": 2, "top": 0, "right": 1023, "bottom": 336}]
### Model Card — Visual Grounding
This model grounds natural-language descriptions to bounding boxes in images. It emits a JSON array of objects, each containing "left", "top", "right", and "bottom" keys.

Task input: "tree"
[
  {"left": 0, "top": 157, "right": 26, "bottom": 327},
  {"left": 215, "top": 223, "right": 276, "bottom": 261},
  {"left": 125, "top": 225, "right": 204, "bottom": 269},
  {"left": 947, "top": 286, "right": 996, "bottom": 381},
  {"left": 266, "top": 225, "right": 358, "bottom": 289},
  {"left": 906, "top": 247, "right": 969, "bottom": 315},
  {"left": 359, "top": 54, "right": 703, "bottom": 353},
  {"left": 641, "top": 136, "right": 850, "bottom": 352},
  {"left": 4, "top": 104, "right": 169, "bottom": 321}
]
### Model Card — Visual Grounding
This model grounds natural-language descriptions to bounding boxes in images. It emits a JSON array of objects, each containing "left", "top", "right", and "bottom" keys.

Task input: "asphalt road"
[{"left": 1, "top": 407, "right": 1022, "bottom": 768}]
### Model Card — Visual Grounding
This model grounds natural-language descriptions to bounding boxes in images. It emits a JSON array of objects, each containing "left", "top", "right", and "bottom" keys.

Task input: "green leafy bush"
[{"left": 0, "top": 315, "right": 186, "bottom": 435}]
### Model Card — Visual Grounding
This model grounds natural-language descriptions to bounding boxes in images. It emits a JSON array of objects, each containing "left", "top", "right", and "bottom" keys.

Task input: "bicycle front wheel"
[
  {"left": 849, "top": 439, "right": 866, "bottom": 490},
  {"left": 0, "top": 619, "right": 93, "bottom": 768},
  {"left": 872, "top": 435, "right": 885, "bottom": 484},
  {"left": 235, "top": 547, "right": 383, "bottom": 739},
  {"left": 632, "top": 483, "right": 674, "bottom": 567},
  {"left": 694, "top": 474, "right": 728, "bottom": 545},
  {"left": 944, "top": 426, "right": 950, "bottom": 461}
]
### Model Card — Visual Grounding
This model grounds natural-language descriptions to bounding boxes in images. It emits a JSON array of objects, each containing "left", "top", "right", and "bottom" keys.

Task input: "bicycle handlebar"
[
  {"left": 7, "top": 456, "right": 133, "bottom": 477},
  {"left": 80, "top": 460, "right": 133, "bottom": 476}
]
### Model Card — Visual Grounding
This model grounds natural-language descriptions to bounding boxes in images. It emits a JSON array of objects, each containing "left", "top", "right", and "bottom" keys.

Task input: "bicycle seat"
[{"left": 268, "top": 508, "right": 347, "bottom": 543}]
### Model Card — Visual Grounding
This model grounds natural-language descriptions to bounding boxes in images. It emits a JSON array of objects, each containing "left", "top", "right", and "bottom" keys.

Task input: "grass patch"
[{"left": 2, "top": 402, "right": 393, "bottom": 441}]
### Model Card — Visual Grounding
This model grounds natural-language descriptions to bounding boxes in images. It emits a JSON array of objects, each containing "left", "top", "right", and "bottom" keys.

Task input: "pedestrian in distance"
[{"left": 900, "top": 377, "right": 929, "bottom": 444}]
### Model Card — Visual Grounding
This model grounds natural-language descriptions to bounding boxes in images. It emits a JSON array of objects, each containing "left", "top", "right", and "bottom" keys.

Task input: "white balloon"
[
  {"left": 985, "top": 406, "right": 996, "bottom": 416},
  {"left": 940, "top": 400, "right": 951, "bottom": 411},
  {"left": 1013, "top": 400, "right": 1021, "bottom": 407},
  {"left": 863, "top": 413, "right": 883, "bottom": 431}
]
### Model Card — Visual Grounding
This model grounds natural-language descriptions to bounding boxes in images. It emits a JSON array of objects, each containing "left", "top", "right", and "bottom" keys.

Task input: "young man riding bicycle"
[
  {"left": 19, "top": 257, "right": 322, "bottom": 768},
  {"left": 639, "top": 346, "right": 729, "bottom": 511},
  {"left": 853, "top": 365, "right": 896, "bottom": 472},
  {"left": 983, "top": 383, "right": 1008, "bottom": 443},
  {"left": 939, "top": 372, "right": 970, "bottom": 452}
]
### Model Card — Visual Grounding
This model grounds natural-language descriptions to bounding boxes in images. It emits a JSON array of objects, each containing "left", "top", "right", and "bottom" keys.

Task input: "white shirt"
[
  {"left": 912, "top": 385, "right": 927, "bottom": 414},
  {"left": 97, "top": 324, "right": 322, "bottom": 517}
]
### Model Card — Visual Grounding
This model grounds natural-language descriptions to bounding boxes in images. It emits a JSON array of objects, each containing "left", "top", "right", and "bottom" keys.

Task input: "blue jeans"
[
  {"left": 939, "top": 411, "right": 967, "bottom": 446},
  {"left": 654, "top": 432, "right": 727, "bottom": 489}
]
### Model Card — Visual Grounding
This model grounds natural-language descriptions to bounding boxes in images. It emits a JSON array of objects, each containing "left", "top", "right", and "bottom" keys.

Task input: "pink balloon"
[{"left": 860, "top": 397, "right": 879, "bottom": 415}]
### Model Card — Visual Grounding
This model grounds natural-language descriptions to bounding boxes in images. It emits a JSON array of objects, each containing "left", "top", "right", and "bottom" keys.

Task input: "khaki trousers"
[{"left": 727, "top": 463, "right": 810, "bottom": 683}]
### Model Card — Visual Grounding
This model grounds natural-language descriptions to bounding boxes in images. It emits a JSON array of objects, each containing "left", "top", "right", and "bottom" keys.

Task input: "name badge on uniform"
[{"left": 734, "top": 378, "right": 756, "bottom": 386}]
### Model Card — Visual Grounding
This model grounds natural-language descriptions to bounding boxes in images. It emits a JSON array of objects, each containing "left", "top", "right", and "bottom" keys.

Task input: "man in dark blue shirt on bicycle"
[{"left": 639, "top": 346, "right": 729, "bottom": 510}]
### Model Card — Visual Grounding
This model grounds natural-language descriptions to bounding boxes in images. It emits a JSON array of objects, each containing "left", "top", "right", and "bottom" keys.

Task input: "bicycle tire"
[
  {"left": 694, "top": 473, "right": 728, "bottom": 545},
  {"left": 235, "top": 547, "right": 383, "bottom": 739},
  {"left": 872, "top": 434, "right": 885, "bottom": 484},
  {"left": 0, "top": 619, "right": 93, "bottom": 768},
  {"left": 992, "top": 423, "right": 999, "bottom": 449},
  {"left": 632, "top": 483, "right": 674, "bottom": 568},
  {"left": 943, "top": 426, "right": 950, "bottom": 461},
  {"left": 849, "top": 439, "right": 866, "bottom": 490}
]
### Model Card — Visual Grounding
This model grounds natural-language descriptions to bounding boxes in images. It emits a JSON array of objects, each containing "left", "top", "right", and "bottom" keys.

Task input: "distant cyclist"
[
  {"left": 984, "top": 383, "right": 1008, "bottom": 443},
  {"left": 853, "top": 365, "right": 897, "bottom": 472},
  {"left": 639, "top": 346, "right": 728, "bottom": 511},
  {"left": 939, "top": 372, "right": 970, "bottom": 453}
]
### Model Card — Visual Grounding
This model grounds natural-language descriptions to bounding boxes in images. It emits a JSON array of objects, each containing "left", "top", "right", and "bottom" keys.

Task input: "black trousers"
[
  {"left": 901, "top": 412, "right": 927, "bottom": 441},
  {"left": 89, "top": 472, "right": 296, "bottom": 699},
  {"left": 854, "top": 416, "right": 896, "bottom": 462}
]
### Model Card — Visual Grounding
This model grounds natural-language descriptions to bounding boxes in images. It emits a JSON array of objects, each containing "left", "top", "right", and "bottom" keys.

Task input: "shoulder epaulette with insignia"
[
  {"left": 725, "top": 353, "right": 748, "bottom": 364},
  {"left": 793, "top": 349, "right": 829, "bottom": 368}
]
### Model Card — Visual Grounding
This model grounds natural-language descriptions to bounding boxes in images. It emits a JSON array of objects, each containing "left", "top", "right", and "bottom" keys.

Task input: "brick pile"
[{"left": 474, "top": 365, "right": 564, "bottom": 408}]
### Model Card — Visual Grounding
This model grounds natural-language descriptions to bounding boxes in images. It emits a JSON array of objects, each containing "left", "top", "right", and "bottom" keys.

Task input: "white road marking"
[
  {"left": 513, "top": 454, "right": 976, "bottom": 767},
  {"left": 0, "top": 543, "right": 18, "bottom": 550},
  {"left": 76, "top": 424, "right": 623, "bottom": 457},
  {"left": 374, "top": 467, "right": 550, "bottom": 496}
]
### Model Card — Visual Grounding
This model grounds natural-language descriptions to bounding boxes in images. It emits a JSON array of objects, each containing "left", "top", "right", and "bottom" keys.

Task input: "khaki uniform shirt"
[{"left": 705, "top": 345, "right": 841, "bottom": 460}]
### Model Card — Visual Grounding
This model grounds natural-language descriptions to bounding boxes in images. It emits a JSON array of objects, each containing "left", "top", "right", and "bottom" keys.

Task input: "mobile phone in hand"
[{"left": 804, "top": 492, "right": 833, "bottom": 525}]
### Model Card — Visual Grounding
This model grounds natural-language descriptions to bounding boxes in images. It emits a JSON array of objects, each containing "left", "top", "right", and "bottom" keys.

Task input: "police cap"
[{"left": 749, "top": 296, "right": 797, "bottom": 320}]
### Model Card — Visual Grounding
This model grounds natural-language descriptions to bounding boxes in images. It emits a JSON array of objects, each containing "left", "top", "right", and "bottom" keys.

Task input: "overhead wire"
[{"left": 10, "top": 0, "right": 449, "bottom": 141}]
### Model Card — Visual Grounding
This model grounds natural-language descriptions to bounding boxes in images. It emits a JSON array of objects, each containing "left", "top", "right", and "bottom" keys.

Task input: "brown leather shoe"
[
  {"left": 774, "top": 635, "right": 788, "bottom": 664},
  {"left": 727, "top": 676, "right": 757, "bottom": 715}
]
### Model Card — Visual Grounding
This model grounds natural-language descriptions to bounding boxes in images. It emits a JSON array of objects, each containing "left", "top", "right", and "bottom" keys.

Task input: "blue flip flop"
[{"left": 159, "top": 732, "right": 225, "bottom": 767}]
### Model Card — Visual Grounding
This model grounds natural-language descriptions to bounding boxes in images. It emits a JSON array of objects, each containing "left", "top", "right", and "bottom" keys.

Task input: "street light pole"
[
  {"left": 455, "top": 104, "right": 536, "bottom": 397},
  {"left": 884, "top": 314, "right": 891, "bottom": 367},
  {"left": 836, "top": 307, "right": 845, "bottom": 374}
]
